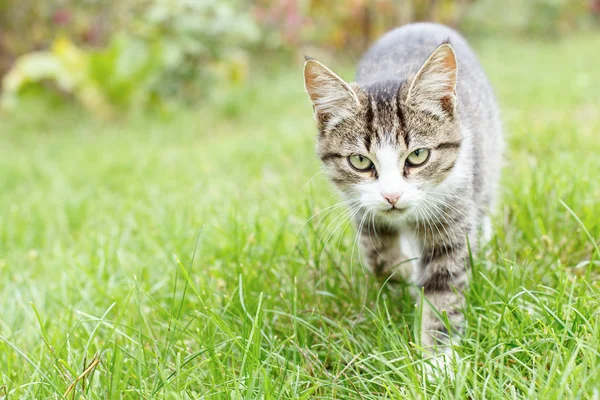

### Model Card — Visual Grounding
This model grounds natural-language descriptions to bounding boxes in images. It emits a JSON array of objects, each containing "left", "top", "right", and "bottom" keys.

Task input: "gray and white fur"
[{"left": 303, "top": 23, "right": 503, "bottom": 356}]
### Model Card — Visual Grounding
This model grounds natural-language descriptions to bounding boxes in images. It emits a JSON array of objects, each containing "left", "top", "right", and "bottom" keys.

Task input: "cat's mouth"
[{"left": 383, "top": 207, "right": 407, "bottom": 214}]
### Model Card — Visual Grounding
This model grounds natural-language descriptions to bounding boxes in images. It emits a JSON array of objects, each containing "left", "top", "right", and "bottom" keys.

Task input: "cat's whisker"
[
  {"left": 419, "top": 199, "right": 452, "bottom": 261},
  {"left": 370, "top": 211, "right": 383, "bottom": 246},
  {"left": 422, "top": 195, "right": 476, "bottom": 241},
  {"left": 419, "top": 193, "right": 468, "bottom": 225},
  {"left": 351, "top": 208, "right": 371, "bottom": 277},
  {"left": 296, "top": 198, "right": 360, "bottom": 237},
  {"left": 315, "top": 209, "right": 354, "bottom": 267},
  {"left": 352, "top": 206, "right": 375, "bottom": 271},
  {"left": 300, "top": 170, "right": 325, "bottom": 191},
  {"left": 318, "top": 204, "right": 363, "bottom": 272},
  {"left": 415, "top": 202, "right": 433, "bottom": 260},
  {"left": 423, "top": 198, "right": 467, "bottom": 239},
  {"left": 423, "top": 192, "right": 477, "bottom": 221},
  {"left": 317, "top": 203, "right": 361, "bottom": 247},
  {"left": 412, "top": 203, "right": 422, "bottom": 257},
  {"left": 426, "top": 190, "right": 489, "bottom": 214},
  {"left": 336, "top": 204, "right": 364, "bottom": 249},
  {"left": 316, "top": 210, "right": 353, "bottom": 281},
  {"left": 332, "top": 207, "right": 365, "bottom": 287},
  {"left": 366, "top": 210, "right": 386, "bottom": 261},
  {"left": 422, "top": 197, "right": 478, "bottom": 280},
  {"left": 429, "top": 200, "right": 475, "bottom": 230},
  {"left": 420, "top": 199, "right": 470, "bottom": 288},
  {"left": 418, "top": 204, "right": 433, "bottom": 259},
  {"left": 428, "top": 199, "right": 471, "bottom": 240},
  {"left": 426, "top": 197, "right": 466, "bottom": 263}
]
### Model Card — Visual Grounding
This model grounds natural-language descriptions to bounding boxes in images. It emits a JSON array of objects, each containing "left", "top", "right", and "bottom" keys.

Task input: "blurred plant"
[
  {"left": 2, "top": 34, "right": 165, "bottom": 117},
  {"left": 1, "top": 0, "right": 260, "bottom": 117},
  {"left": 255, "top": 0, "right": 598, "bottom": 53},
  {"left": 137, "top": 0, "right": 259, "bottom": 102},
  {"left": 253, "top": 0, "right": 306, "bottom": 48},
  {"left": 526, "top": 0, "right": 594, "bottom": 36},
  {"left": 253, "top": 0, "right": 477, "bottom": 53},
  {"left": 0, "top": 0, "right": 128, "bottom": 77},
  {"left": 461, "top": 0, "right": 596, "bottom": 37},
  {"left": 593, "top": 0, "right": 600, "bottom": 15}
]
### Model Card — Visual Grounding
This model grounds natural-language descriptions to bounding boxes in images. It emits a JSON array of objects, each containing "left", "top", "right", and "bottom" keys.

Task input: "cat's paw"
[
  {"left": 422, "top": 347, "right": 459, "bottom": 381},
  {"left": 419, "top": 318, "right": 462, "bottom": 381}
]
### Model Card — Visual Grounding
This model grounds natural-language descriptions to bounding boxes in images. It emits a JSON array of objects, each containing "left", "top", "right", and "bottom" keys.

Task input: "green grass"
[{"left": 1, "top": 34, "right": 599, "bottom": 399}]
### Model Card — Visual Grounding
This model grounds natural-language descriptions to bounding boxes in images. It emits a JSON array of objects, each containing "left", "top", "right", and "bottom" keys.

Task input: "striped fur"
[{"left": 303, "top": 23, "right": 503, "bottom": 360}]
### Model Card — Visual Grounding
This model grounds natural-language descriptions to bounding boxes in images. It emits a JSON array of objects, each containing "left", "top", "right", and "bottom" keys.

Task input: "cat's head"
[{"left": 304, "top": 44, "right": 463, "bottom": 224}]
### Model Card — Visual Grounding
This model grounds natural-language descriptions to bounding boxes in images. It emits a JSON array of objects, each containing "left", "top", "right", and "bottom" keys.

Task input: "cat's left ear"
[
  {"left": 406, "top": 43, "right": 457, "bottom": 118},
  {"left": 304, "top": 59, "right": 359, "bottom": 129}
]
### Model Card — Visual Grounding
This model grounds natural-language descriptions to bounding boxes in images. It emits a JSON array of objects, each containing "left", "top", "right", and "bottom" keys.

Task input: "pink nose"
[{"left": 382, "top": 192, "right": 401, "bottom": 206}]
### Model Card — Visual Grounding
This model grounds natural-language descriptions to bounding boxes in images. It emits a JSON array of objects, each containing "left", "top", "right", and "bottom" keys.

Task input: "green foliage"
[
  {"left": 1, "top": 0, "right": 259, "bottom": 117},
  {"left": 255, "top": 0, "right": 597, "bottom": 53},
  {"left": 1, "top": 35, "right": 599, "bottom": 398},
  {"left": 526, "top": 0, "right": 593, "bottom": 36},
  {"left": 137, "top": 0, "right": 259, "bottom": 101},
  {"left": 2, "top": 35, "right": 163, "bottom": 117},
  {"left": 461, "top": 0, "right": 596, "bottom": 37}
]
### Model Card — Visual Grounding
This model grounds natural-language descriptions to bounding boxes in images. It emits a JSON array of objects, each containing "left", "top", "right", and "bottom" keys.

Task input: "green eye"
[
  {"left": 348, "top": 155, "right": 373, "bottom": 171},
  {"left": 406, "top": 149, "right": 430, "bottom": 167}
]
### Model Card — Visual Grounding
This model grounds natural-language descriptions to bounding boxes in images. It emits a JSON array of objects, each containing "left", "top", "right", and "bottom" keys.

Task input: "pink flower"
[{"left": 53, "top": 9, "right": 71, "bottom": 26}]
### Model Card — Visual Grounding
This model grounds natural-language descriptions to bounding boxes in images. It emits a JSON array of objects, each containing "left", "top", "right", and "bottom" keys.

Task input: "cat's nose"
[{"left": 382, "top": 192, "right": 401, "bottom": 206}]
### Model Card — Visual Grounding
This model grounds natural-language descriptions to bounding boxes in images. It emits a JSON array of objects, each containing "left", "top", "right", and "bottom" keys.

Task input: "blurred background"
[{"left": 0, "top": 0, "right": 598, "bottom": 118}]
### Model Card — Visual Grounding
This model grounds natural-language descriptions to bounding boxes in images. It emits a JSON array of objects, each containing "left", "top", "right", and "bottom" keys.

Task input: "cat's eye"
[
  {"left": 406, "top": 149, "right": 430, "bottom": 167},
  {"left": 348, "top": 155, "right": 373, "bottom": 171}
]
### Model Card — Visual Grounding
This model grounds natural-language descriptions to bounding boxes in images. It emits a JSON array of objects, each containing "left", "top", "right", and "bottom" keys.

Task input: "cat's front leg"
[
  {"left": 417, "top": 240, "right": 469, "bottom": 352},
  {"left": 358, "top": 223, "right": 412, "bottom": 282}
]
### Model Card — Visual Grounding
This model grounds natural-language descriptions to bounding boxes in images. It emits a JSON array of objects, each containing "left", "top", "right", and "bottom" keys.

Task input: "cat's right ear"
[{"left": 303, "top": 59, "right": 359, "bottom": 129}]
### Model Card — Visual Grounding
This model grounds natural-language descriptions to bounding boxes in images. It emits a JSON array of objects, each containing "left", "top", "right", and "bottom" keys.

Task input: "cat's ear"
[
  {"left": 304, "top": 59, "right": 359, "bottom": 129},
  {"left": 406, "top": 43, "right": 457, "bottom": 118}
]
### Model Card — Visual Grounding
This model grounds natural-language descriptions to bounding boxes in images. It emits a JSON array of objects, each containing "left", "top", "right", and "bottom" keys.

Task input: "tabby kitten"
[{"left": 303, "top": 23, "right": 503, "bottom": 356}]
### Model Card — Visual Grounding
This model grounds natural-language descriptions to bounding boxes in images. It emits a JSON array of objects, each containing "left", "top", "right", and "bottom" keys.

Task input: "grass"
[{"left": 1, "top": 34, "right": 599, "bottom": 399}]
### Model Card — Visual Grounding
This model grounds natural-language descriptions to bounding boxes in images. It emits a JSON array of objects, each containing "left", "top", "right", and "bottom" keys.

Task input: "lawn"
[{"left": 1, "top": 34, "right": 599, "bottom": 399}]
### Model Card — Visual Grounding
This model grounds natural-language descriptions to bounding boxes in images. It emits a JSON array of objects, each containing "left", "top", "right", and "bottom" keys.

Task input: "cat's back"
[
  {"left": 356, "top": 23, "right": 484, "bottom": 87},
  {"left": 356, "top": 23, "right": 500, "bottom": 127}
]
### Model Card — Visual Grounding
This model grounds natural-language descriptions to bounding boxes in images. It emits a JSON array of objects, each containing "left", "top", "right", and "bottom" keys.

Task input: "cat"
[{"left": 303, "top": 23, "right": 503, "bottom": 362}]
